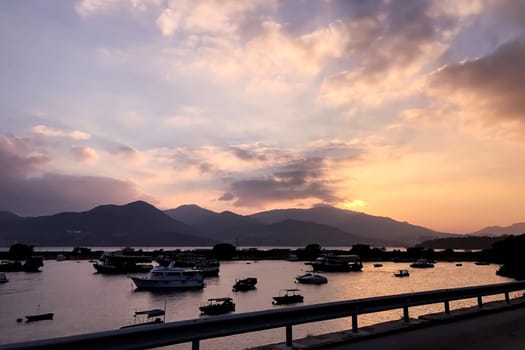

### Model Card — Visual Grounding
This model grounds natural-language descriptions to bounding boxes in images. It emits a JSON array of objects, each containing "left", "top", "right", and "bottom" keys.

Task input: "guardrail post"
[
  {"left": 444, "top": 300, "right": 450, "bottom": 314},
  {"left": 403, "top": 306, "right": 409, "bottom": 322},
  {"left": 352, "top": 314, "right": 358, "bottom": 333},
  {"left": 477, "top": 296, "right": 483, "bottom": 308},
  {"left": 505, "top": 292, "right": 510, "bottom": 303},
  {"left": 192, "top": 339, "right": 200, "bottom": 350},
  {"left": 285, "top": 324, "right": 293, "bottom": 346}
]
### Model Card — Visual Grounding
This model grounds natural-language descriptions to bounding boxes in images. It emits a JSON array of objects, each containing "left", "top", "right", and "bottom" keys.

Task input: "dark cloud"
[
  {"left": 0, "top": 135, "right": 145, "bottom": 216},
  {"left": 229, "top": 146, "right": 267, "bottom": 161},
  {"left": 218, "top": 192, "right": 234, "bottom": 201},
  {"left": 106, "top": 145, "right": 137, "bottom": 158},
  {"left": 225, "top": 158, "right": 339, "bottom": 207},
  {"left": 430, "top": 36, "right": 525, "bottom": 122}
]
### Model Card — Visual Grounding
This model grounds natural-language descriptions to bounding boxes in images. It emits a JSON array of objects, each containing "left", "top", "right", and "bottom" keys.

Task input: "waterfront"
[{"left": 0, "top": 259, "right": 514, "bottom": 349}]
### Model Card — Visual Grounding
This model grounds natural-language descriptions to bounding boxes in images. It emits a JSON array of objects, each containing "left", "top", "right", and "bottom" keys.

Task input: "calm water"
[{"left": 0, "top": 260, "right": 514, "bottom": 349}]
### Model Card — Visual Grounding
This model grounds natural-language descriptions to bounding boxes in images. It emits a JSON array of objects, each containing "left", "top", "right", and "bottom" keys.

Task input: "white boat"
[
  {"left": 130, "top": 263, "right": 204, "bottom": 290},
  {"left": 295, "top": 272, "right": 328, "bottom": 284}
]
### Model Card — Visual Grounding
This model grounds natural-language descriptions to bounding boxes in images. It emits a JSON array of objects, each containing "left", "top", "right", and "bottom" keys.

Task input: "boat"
[
  {"left": 272, "top": 289, "right": 304, "bottom": 305},
  {"left": 0, "top": 272, "right": 8, "bottom": 283},
  {"left": 295, "top": 272, "right": 328, "bottom": 284},
  {"left": 157, "top": 254, "right": 220, "bottom": 277},
  {"left": 130, "top": 263, "right": 204, "bottom": 290},
  {"left": 373, "top": 263, "right": 383, "bottom": 267},
  {"left": 410, "top": 259, "right": 435, "bottom": 268},
  {"left": 306, "top": 254, "right": 363, "bottom": 272},
  {"left": 232, "top": 277, "right": 257, "bottom": 292},
  {"left": 456, "top": 263, "right": 463, "bottom": 267},
  {"left": 199, "top": 297, "right": 235, "bottom": 315},
  {"left": 0, "top": 260, "right": 23, "bottom": 272},
  {"left": 93, "top": 252, "right": 153, "bottom": 274},
  {"left": 25, "top": 312, "right": 54, "bottom": 322},
  {"left": 193, "top": 260, "right": 220, "bottom": 277},
  {"left": 23, "top": 257, "right": 44, "bottom": 272},
  {"left": 120, "top": 308, "right": 165, "bottom": 328},
  {"left": 393, "top": 269, "right": 410, "bottom": 277},
  {"left": 56, "top": 254, "right": 67, "bottom": 261}
]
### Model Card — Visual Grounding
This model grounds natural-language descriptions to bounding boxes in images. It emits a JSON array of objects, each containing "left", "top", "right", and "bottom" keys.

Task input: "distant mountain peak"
[{"left": 471, "top": 222, "right": 525, "bottom": 236}]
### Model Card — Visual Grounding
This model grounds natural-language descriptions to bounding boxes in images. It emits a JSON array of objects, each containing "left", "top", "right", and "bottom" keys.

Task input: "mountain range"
[
  {"left": 0, "top": 200, "right": 456, "bottom": 247},
  {"left": 470, "top": 223, "right": 525, "bottom": 236}
]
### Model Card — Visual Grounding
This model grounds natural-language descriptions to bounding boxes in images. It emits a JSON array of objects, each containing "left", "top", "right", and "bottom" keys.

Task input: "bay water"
[{"left": 0, "top": 259, "right": 513, "bottom": 349}]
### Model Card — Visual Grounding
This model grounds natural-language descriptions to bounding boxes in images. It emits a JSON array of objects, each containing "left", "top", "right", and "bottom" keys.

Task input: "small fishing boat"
[
  {"left": 25, "top": 313, "right": 54, "bottom": 322},
  {"left": 0, "top": 272, "right": 8, "bottom": 283},
  {"left": 120, "top": 308, "right": 165, "bottom": 328},
  {"left": 295, "top": 272, "right": 327, "bottom": 284},
  {"left": 199, "top": 297, "right": 235, "bottom": 315},
  {"left": 373, "top": 263, "right": 383, "bottom": 267},
  {"left": 272, "top": 289, "right": 304, "bottom": 305},
  {"left": 25, "top": 304, "right": 54, "bottom": 322},
  {"left": 232, "top": 277, "right": 257, "bottom": 292},
  {"left": 393, "top": 269, "right": 410, "bottom": 277}
]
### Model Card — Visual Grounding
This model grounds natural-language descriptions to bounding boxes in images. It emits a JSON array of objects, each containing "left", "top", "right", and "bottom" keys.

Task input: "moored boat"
[
  {"left": 0, "top": 272, "right": 8, "bottom": 283},
  {"left": 199, "top": 297, "right": 235, "bottom": 315},
  {"left": 393, "top": 269, "right": 410, "bottom": 277},
  {"left": 307, "top": 254, "right": 363, "bottom": 272},
  {"left": 120, "top": 308, "right": 165, "bottom": 328},
  {"left": 232, "top": 277, "right": 257, "bottom": 292},
  {"left": 193, "top": 260, "right": 220, "bottom": 277},
  {"left": 23, "top": 257, "right": 44, "bottom": 272},
  {"left": 93, "top": 251, "right": 153, "bottom": 274},
  {"left": 410, "top": 259, "right": 435, "bottom": 268},
  {"left": 25, "top": 312, "right": 54, "bottom": 322},
  {"left": 0, "top": 260, "right": 23, "bottom": 272},
  {"left": 295, "top": 272, "right": 328, "bottom": 284},
  {"left": 272, "top": 289, "right": 304, "bottom": 305},
  {"left": 130, "top": 263, "right": 204, "bottom": 290}
]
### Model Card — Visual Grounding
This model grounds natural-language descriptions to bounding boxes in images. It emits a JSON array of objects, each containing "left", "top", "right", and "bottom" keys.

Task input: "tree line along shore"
[{"left": 2, "top": 233, "right": 525, "bottom": 280}]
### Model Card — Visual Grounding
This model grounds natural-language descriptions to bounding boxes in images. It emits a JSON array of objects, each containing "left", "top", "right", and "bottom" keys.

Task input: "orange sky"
[{"left": 1, "top": 0, "right": 525, "bottom": 233}]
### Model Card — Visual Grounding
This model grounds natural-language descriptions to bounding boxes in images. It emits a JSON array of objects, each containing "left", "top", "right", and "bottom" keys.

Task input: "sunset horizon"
[{"left": 1, "top": 1, "right": 524, "bottom": 234}]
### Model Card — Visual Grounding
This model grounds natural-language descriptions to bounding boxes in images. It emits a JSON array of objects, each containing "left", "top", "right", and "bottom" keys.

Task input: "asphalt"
[{"left": 254, "top": 298, "right": 525, "bottom": 350}]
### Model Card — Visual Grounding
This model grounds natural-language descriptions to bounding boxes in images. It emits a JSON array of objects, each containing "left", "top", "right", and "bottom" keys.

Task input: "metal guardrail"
[{"left": 2, "top": 280, "right": 525, "bottom": 350}]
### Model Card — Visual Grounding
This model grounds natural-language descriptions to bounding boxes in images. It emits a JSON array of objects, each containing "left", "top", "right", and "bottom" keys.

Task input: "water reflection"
[{"left": 0, "top": 260, "right": 513, "bottom": 349}]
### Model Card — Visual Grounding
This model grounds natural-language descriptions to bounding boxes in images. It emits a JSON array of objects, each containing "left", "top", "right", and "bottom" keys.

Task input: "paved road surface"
[{"left": 325, "top": 307, "right": 525, "bottom": 350}]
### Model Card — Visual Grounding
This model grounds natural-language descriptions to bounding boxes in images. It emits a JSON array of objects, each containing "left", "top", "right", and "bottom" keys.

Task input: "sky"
[{"left": 1, "top": 0, "right": 524, "bottom": 234}]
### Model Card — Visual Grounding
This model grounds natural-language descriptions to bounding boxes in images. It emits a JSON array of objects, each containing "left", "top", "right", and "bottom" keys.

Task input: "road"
[{"left": 324, "top": 306, "right": 525, "bottom": 350}]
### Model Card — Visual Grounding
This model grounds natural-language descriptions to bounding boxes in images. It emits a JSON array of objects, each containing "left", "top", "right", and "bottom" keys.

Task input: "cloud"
[
  {"left": 106, "top": 145, "right": 138, "bottom": 159},
  {"left": 71, "top": 146, "right": 100, "bottom": 163},
  {"left": 429, "top": 35, "right": 525, "bottom": 124},
  {"left": 224, "top": 157, "right": 340, "bottom": 207},
  {"left": 75, "top": 0, "right": 159, "bottom": 18},
  {"left": 218, "top": 192, "right": 234, "bottom": 201},
  {"left": 32, "top": 125, "right": 91, "bottom": 140},
  {"left": 0, "top": 134, "right": 144, "bottom": 216},
  {"left": 228, "top": 146, "right": 268, "bottom": 162},
  {"left": 156, "top": 0, "right": 275, "bottom": 37}
]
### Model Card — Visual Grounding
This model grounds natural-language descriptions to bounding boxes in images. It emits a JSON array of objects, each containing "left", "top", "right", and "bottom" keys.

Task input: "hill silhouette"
[
  {"left": 250, "top": 205, "right": 452, "bottom": 245},
  {"left": 0, "top": 201, "right": 214, "bottom": 246}
]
